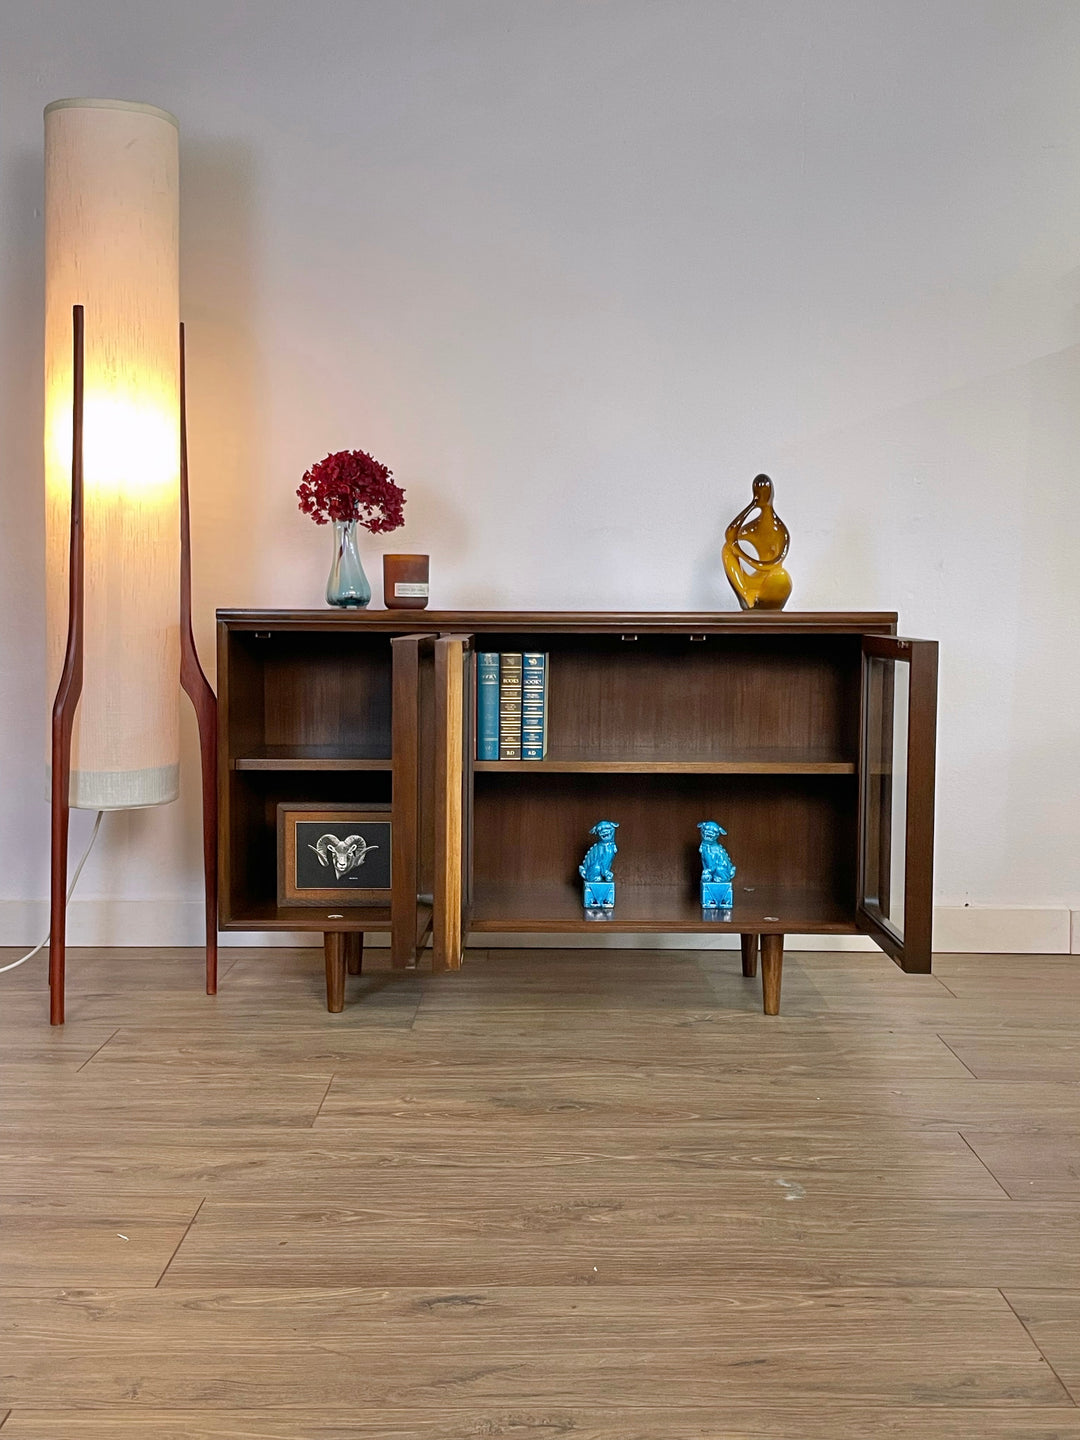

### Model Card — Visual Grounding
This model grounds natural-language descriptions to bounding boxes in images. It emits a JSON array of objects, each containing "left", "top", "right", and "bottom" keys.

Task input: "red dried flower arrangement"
[{"left": 297, "top": 449, "right": 406, "bottom": 532}]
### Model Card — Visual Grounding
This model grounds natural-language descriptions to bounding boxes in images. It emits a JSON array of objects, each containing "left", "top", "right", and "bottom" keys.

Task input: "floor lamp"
[{"left": 45, "top": 99, "right": 216, "bottom": 1024}]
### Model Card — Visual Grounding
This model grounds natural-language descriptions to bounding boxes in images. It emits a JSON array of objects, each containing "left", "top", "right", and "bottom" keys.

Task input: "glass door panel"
[{"left": 862, "top": 653, "right": 909, "bottom": 941}]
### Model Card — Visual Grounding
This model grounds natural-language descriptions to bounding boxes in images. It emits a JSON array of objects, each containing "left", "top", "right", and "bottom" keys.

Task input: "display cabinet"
[{"left": 218, "top": 611, "right": 937, "bottom": 1013}]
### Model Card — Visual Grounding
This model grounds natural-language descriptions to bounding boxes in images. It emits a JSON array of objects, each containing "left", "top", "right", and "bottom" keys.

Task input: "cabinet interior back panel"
[
  {"left": 254, "top": 634, "right": 393, "bottom": 753},
  {"left": 473, "top": 772, "right": 857, "bottom": 900},
  {"left": 228, "top": 770, "right": 393, "bottom": 913},
  {"left": 476, "top": 634, "right": 861, "bottom": 761}
]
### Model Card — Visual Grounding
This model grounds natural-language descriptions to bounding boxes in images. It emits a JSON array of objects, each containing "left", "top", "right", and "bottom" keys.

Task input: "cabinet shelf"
[
  {"left": 233, "top": 745, "right": 392, "bottom": 772},
  {"left": 475, "top": 751, "right": 855, "bottom": 775},
  {"left": 469, "top": 881, "right": 857, "bottom": 934},
  {"left": 221, "top": 901, "right": 392, "bottom": 932}
]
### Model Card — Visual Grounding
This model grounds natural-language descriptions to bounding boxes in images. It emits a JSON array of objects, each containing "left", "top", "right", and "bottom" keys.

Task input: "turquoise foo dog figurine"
[
  {"left": 698, "top": 820, "right": 735, "bottom": 908},
  {"left": 580, "top": 820, "right": 618, "bottom": 908}
]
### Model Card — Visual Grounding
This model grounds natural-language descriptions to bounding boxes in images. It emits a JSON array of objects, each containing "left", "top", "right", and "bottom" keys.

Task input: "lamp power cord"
[{"left": 0, "top": 811, "right": 104, "bottom": 973}]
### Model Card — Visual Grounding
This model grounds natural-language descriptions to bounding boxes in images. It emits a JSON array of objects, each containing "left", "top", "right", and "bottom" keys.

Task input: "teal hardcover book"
[
  {"left": 477, "top": 653, "right": 500, "bottom": 760},
  {"left": 522, "top": 652, "right": 547, "bottom": 759}
]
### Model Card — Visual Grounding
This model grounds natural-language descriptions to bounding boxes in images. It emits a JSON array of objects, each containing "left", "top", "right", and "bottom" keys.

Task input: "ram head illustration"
[{"left": 309, "top": 833, "right": 379, "bottom": 879}]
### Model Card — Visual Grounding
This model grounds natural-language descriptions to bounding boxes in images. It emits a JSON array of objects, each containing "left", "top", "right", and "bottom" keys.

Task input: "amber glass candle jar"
[{"left": 383, "top": 553, "right": 430, "bottom": 609}]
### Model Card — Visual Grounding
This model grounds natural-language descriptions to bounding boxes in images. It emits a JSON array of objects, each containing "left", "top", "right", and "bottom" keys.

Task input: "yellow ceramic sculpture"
[{"left": 723, "top": 474, "right": 792, "bottom": 611}]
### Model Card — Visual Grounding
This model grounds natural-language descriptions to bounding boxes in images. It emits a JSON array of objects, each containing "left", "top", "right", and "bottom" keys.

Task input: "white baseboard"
[
  {"left": 932, "top": 905, "right": 1072, "bottom": 955},
  {"left": 0, "top": 899, "right": 1075, "bottom": 954},
  {"left": 0, "top": 899, "right": 337, "bottom": 949}
]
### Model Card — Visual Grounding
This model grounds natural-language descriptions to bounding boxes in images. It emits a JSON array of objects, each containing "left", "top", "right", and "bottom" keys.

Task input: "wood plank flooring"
[{"left": 1, "top": 944, "right": 1079, "bottom": 1436}]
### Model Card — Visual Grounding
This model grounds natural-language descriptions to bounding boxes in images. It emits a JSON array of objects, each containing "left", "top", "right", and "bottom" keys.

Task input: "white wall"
[{"left": 2, "top": 0, "right": 1078, "bottom": 949}]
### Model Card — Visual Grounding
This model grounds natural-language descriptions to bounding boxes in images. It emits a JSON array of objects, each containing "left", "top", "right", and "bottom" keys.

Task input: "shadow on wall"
[
  {"left": 1006, "top": 340, "right": 1080, "bottom": 898},
  {"left": 690, "top": 517, "right": 739, "bottom": 612},
  {"left": 803, "top": 516, "right": 879, "bottom": 610},
  {"left": 181, "top": 137, "right": 262, "bottom": 628},
  {"left": 0, "top": 148, "right": 48, "bottom": 901},
  {"left": 174, "top": 138, "right": 263, "bottom": 903}
]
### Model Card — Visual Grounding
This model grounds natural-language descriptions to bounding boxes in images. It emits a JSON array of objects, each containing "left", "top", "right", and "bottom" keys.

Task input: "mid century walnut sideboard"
[{"left": 217, "top": 611, "right": 937, "bottom": 1014}]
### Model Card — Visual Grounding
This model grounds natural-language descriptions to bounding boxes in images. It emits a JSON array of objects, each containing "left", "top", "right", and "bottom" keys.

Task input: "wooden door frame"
[
  {"left": 857, "top": 635, "right": 938, "bottom": 972},
  {"left": 433, "top": 634, "right": 474, "bottom": 971},
  {"left": 391, "top": 633, "right": 437, "bottom": 968}
]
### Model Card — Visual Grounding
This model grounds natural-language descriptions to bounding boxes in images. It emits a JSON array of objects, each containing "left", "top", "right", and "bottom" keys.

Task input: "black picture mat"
[{"left": 293, "top": 819, "right": 392, "bottom": 892}]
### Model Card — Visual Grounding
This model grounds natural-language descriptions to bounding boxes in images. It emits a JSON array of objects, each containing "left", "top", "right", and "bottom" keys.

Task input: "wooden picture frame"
[{"left": 277, "top": 803, "right": 392, "bottom": 907}]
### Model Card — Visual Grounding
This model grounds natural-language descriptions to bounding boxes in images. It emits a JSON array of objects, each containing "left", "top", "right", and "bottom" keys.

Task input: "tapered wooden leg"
[
  {"left": 760, "top": 933, "right": 783, "bottom": 1016},
  {"left": 346, "top": 932, "right": 364, "bottom": 975},
  {"left": 49, "top": 305, "right": 86, "bottom": 1027},
  {"left": 48, "top": 788, "right": 70, "bottom": 1027},
  {"left": 740, "top": 932, "right": 758, "bottom": 978},
  {"left": 324, "top": 933, "right": 346, "bottom": 1013},
  {"left": 189, "top": 700, "right": 217, "bottom": 995},
  {"left": 178, "top": 322, "right": 218, "bottom": 997}
]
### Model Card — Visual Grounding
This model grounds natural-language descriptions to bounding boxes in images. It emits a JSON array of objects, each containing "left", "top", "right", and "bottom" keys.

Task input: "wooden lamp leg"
[
  {"left": 49, "top": 305, "right": 86, "bottom": 1027},
  {"left": 178, "top": 323, "right": 218, "bottom": 996},
  {"left": 346, "top": 932, "right": 364, "bottom": 975},
  {"left": 740, "top": 932, "right": 758, "bottom": 978},
  {"left": 761, "top": 933, "right": 784, "bottom": 1016},
  {"left": 48, "top": 750, "right": 73, "bottom": 1027}
]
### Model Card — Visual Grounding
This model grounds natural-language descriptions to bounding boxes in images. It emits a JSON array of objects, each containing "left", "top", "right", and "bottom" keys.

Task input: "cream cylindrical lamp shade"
[{"left": 45, "top": 99, "right": 181, "bottom": 809}]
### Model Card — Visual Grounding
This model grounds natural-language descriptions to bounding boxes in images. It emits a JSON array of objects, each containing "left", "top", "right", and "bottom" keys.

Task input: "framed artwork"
[{"left": 277, "top": 803, "right": 392, "bottom": 907}]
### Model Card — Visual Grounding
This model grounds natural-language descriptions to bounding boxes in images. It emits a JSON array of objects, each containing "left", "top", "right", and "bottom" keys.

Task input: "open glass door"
[
  {"left": 433, "top": 634, "right": 475, "bottom": 971},
  {"left": 391, "top": 634, "right": 437, "bottom": 967},
  {"left": 857, "top": 636, "right": 938, "bottom": 972}
]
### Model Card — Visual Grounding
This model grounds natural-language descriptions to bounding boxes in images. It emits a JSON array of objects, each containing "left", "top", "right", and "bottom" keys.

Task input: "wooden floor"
[{"left": 2, "top": 944, "right": 1080, "bottom": 1436}]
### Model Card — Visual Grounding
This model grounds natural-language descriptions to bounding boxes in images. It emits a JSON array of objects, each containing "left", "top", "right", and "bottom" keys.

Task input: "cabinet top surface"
[{"left": 218, "top": 609, "right": 899, "bottom": 634}]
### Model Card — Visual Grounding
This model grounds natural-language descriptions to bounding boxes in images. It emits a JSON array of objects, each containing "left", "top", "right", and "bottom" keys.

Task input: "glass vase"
[{"left": 326, "top": 519, "right": 371, "bottom": 608}]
